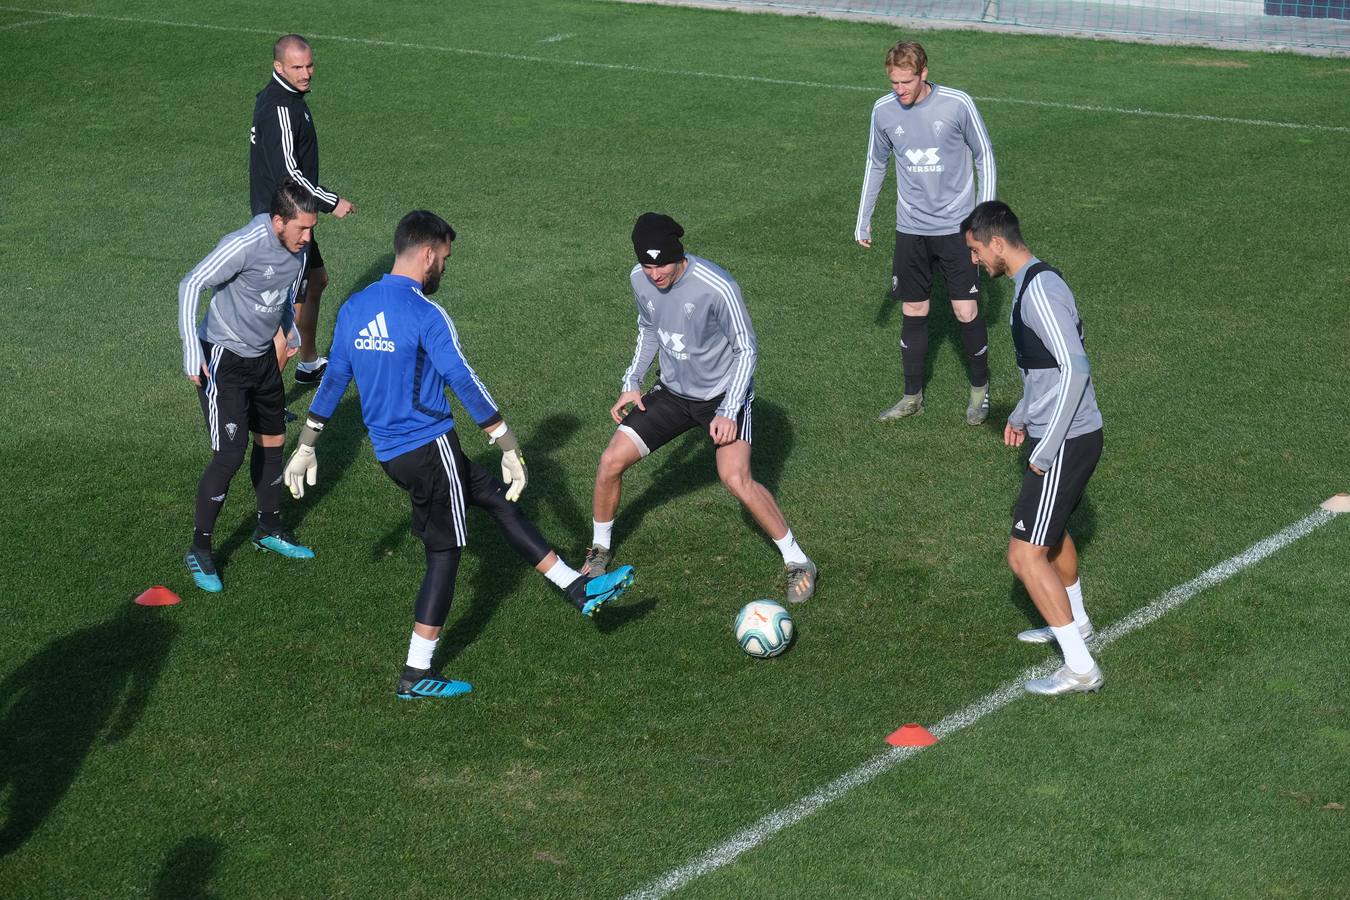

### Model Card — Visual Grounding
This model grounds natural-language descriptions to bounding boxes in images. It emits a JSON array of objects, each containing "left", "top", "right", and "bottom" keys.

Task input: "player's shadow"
[
  {"left": 1006, "top": 494, "right": 1099, "bottom": 628},
  {"left": 0, "top": 605, "right": 176, "bottom": 857},
  {"left": 518, "top": 413, "right": 590, "bottom": 543},
  {"left": 151, "top": 836, "right": 224, "bottom": 900}
]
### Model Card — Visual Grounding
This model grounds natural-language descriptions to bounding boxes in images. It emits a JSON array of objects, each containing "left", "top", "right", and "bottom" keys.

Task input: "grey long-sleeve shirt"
[
  {"left": 178, "top": 214, "right": 306, "bottom": 376},
  {"left": 1009, "top": 258, "right": 1103, "bottom": 471},
  {"left": 622, "top": 255, "right": 757, "bottom": 419},
  {"left": 855, "top": 83, "right": 996, "bottom": 239}
]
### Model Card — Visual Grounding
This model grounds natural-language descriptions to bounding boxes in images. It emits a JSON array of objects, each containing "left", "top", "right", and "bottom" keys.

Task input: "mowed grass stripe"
[
  {"left": 625, "top": 505, "right": 1343, "bottom": 899},
  {"left": 0, "top": 4, "right": 1346, "bottom": 132}
]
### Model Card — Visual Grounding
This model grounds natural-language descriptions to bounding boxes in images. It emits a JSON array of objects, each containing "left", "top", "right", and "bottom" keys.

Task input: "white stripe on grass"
[
  {"left": 0, "top": 14, "right": 64, "bottom": 29},
  {"left": 624, "top": 505, "right": 1340, "bottom": 900},
  {"left": 1, "top": 5, "right": 1347, "bottom": 134}
]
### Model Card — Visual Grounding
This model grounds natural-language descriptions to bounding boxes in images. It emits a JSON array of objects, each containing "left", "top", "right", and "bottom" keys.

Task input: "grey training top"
[
  {"left": 1009, "top": 257, "right": 1103, "bottom": 471},
  {"left": 622, "top": 254, "right": 757, "bottom": 419},
  {"left": 178, "top": 214, "right": 306, "bottom": 376},
  {"left": 855, "top": 83, "right": 996, "bottom": 239}
]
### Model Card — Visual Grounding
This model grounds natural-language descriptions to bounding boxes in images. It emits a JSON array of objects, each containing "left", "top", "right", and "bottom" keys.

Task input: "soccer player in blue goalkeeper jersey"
[
  {"left": 856, "top": 40, "right": 997, "bottom": 425},
  {"left": 284, "top": 211, "right": 634, "bottom": 699},
  {"left": 962, "top": 201, "right": 1105, "bottom": 697}
]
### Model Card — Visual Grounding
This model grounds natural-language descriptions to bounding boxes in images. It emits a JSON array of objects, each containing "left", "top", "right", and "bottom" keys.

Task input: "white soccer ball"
[{"left": 735, "top": 600, "right": 794, "bottom": 658}]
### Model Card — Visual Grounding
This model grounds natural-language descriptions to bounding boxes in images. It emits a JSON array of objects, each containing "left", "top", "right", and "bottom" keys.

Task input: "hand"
[
  {"left": 284, "top": 444, "right": 317, "bottom": 498},
  {"left": 1028, "top": 462, "right": 1045, "bottom": 476},
  {"left": 857, "top": 238, "right": 872, "bottom": 249},
  {"left": 1003, "top": 422, "right": 1026, "bottom": 447},
  {"left": 500, "top": 448, "right": 527, "bottom": 502},
  {"left": 610, "top": 390, "right": 646, "bottom": 424},
  {"left": 188, "top": 363, "right": 209, "bottom": 387},
  {"left": 709, "top": 415, "right": 738, "bottom": 446},
  {"left": 333, "top": 198, "right": 355, "bottom": 218}
]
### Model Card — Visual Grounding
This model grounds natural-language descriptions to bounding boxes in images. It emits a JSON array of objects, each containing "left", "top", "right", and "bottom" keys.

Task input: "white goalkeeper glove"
[
  {"left": 488, "top": 421, "right": 527, "bottom": 502},
  {"left": 284, "top": 444, "right": 317, "bottom": 498}
]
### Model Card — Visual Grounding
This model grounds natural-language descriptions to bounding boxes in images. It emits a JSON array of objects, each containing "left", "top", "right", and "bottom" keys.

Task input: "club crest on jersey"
[
  {"left": 933, "top": 119, "right": 945, "bottom": 134},
  {"left": 355, "top": 311, "right": 396, "bottom": 352},
  {"left": 225, "top": 423, "right": 238, "bottom": 441},
  {"left": 683, "top": 302, "right": 695, "bottom": 318}
]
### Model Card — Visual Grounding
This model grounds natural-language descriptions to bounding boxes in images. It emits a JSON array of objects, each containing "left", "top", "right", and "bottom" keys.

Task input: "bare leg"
[{"left": 714, "top": 440, "right": 788, "bottom": 541}]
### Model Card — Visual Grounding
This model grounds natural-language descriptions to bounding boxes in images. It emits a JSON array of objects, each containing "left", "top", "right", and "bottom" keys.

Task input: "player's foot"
[
  {"left": 185, "top": 547, "right": 222, "bottom": 593},
  {"left": 580, "top": 544, "right": 612, "bottom": 577},
  {"left": 879, "top": 392, "right": 923, "bottom": 421},
  {"left": 966, "top": 383, "right": 990, "bottom": 426},
  {"left": 396, "top": 666, "right": 472, "bottom": 700},
  {"left": 784, "top": 560, "right": 818, "bottom": 604},
  {"left": 565, "top": 564, "right": 635, "bottom": 616},
  {"left": 294, "top": 357, "right": 327, "bottom": 386},
  {"left": 1025, "top": 664, "right": 1103, "bottom": 696},
  {"left": 1018, "top": 622, "right": 1094, "bottom": 644},
  {"left": 251, "top": 526, "right": 315, "bottom": 559}
]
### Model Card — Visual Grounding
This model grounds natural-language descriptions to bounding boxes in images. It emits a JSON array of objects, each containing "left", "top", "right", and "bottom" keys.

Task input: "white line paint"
[
  {"left": 624, "top": 506, "right": 1340, "bottom": 900},
  {"left": 0, "top": 13, "right": 63, "bottom": 30},
  {"left": 1, "top": 5, "right": 1346, "bottom": 134}
]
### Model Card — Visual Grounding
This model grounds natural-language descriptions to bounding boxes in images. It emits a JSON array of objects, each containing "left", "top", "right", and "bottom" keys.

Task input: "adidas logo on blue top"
[{"left": 355, "top": 311, "right": 396, "bottom": 352}]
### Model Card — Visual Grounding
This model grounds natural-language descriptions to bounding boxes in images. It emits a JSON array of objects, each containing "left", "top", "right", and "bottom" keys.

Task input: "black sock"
[
  {"left": 900, "top": 314, "right": 928, "bottom": 395},
  {"left": 193, "top": 448, "right": 245, "bottom": 549},
  {"left": 959, "top": 314, "right": 990, "bottom": 388},
  {"left": 251, "top": 444, "right": 284, "bottom": 532}
]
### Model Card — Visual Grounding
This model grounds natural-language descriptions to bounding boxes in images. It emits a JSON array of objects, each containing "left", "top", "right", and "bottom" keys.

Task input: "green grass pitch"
[{"left": 0, "top": 1, "right": 1346, "bottom": 896}]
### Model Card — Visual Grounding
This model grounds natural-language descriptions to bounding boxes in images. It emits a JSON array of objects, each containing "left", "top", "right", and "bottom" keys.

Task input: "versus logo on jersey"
[
  {"left": 904, "top": 148, "right": 943, "bottom": 172},
  {"left": 254, "top": 288, "right": 286, "bottom": 313},
  {"left": 658, "top": 328, "right": 689, "bottom": 360},
  {"left": 355, "top": 311, "right": 396, "bottom": 352}
]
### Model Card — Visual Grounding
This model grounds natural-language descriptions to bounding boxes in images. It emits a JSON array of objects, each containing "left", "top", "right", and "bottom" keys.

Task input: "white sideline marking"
[
  {"left": 1, "top": 5, "right": 1347, "bottom": 134},
  {"left": 0, "top": 13, "right": 63, "bottom": 29},
  {"left": 624, "top": 506, "right": 1340, "bottom": 900}
]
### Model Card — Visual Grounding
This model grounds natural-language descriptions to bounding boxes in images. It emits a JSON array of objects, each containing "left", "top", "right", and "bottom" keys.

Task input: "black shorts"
[
  {"left": 379, "top": 429, "right": 509, "bottom": 551},
  {"left": 1011, "top": 429, "right": 1103, "bottom": 547},
  {"left": 196, "top": 340, "right": 285, "bottom": 449},
  {"left": 296, "top": 235, "right": 324, "bottom": 301},
  {"left": 618, "top": 382, "right": 752, "bottom": 457},
  {"left": 891, "top": 231, "right": 981, "bottom": 303}
]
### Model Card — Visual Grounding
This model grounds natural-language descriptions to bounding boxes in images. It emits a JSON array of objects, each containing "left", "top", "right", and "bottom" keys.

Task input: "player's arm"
[
  {"left": 854, "top": 103, "right": 893, "bottom": 247},
  {"left": 962, "top": 98, "right": 997, "bottom": 204},
  {"left": 712, "top": 279, "right": 757, "bottom": 428},
  {"left": 177, "top": 236, "right": 248, "bottom": 383},
  {"left": 259, "top": 102, "right": 340, "bottom": 214},
  {"left": 284, "top": 310, "right": 355, "bottom": 498},
  {"left": 1024, "top": 280, "right": 1091, "bottom": 472},
  {"left": 615, "top": 289, "right": 658, "bottom": 422}
]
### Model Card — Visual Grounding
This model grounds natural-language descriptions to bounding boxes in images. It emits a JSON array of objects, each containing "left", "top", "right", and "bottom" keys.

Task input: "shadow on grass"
[
  {"left": 151, "top": 835, "right": 223, "bottom": 900},
  {"left": 0, "top": 605, "right": 176, "bottom": 857}
]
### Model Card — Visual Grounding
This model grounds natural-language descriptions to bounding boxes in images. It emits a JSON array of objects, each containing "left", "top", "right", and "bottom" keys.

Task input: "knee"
[
  {"left": 719, "top": 469, "right": 753, "bottom": 500},
  {"left": 211, "top": 446, "right": 247, "bottom": 476},
  {"left": 1007, "top": 542, "right": 1038, "bottom": 578},
  {"left": 597, "top": 446, "right": 631, "bottom": 482}
]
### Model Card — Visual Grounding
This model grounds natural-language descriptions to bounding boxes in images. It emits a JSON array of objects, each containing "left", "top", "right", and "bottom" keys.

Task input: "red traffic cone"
[
  {"left": 886, "top": 723, "right": 938, "bottom": 747},
  {"left": 134, "top": 585, "right": 181, "bottom": 607}
]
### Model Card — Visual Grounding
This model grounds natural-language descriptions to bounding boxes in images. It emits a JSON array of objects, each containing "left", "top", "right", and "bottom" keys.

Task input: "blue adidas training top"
[{"left": 309, "top": 274, "right": 501, "bottom": 462}]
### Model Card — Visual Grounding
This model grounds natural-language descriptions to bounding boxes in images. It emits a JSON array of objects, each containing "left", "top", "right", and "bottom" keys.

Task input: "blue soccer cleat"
[
  {"left": 185, "top": 548, "right": 222, "bottom": 593},
  {"left": 396, "top": 667, "right": 472, "bottom": 700},
  {"left": 251, "top": 527, "right": 315, "bottom": 559},
  {"left": 566, "top": 564, "right": 635, "bottom": 617}
]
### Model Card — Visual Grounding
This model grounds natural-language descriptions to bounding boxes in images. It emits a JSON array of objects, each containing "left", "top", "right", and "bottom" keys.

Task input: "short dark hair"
[
  {"left": 394, "top": 210, "right": 457, "bottom": 256},
  {"left": 270, "top": 179, "right": 319, "bottom": 221},
  {"left": 960, "top": 200, "right": 1025, "bottom": 248},
  {"left": 274, "top": 34, "right": 310, "bottom": 61}
]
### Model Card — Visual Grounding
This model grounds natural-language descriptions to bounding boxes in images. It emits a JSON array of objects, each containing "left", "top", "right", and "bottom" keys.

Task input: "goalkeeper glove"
[
  {"left": 284, "top": 444, "right": 317, "bottom": 499},
  {"left": 488, "top": 422, "right": 527, "bottom": 502}
]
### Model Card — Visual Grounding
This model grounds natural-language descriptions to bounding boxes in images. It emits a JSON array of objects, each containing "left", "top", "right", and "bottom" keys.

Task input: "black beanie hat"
[{"left": 631, "top": 212, "right": 685, "bottom": 266}]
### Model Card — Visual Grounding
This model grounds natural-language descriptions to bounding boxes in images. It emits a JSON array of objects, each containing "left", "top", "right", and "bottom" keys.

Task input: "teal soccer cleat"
[
  {"left": 251, "top": 527, "right": 315, "bottom": 559},
  {"left": 185, "top": 548, "right": 222, "bottom": 593},
  {"left": 396, "top": 667, "right": 472, "bottom": 700},
  {"left": 566, "top": 564, "right": 635, "bottom": 617}
]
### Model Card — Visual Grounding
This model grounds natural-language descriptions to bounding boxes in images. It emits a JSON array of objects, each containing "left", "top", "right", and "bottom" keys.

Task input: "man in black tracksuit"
[{"left": 250, "top": 33, "right": 355, "bottom": 385}]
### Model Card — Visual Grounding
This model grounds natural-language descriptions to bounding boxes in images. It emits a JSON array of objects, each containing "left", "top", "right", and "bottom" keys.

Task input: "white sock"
[
  {"left": 297, "top": 357, "right": 322, "bottom": 372},
  {"left": 591, "top": 519, "right": 613, "bottom": 549},
  {"left": 773, "top": 529, "right": 809, "bottom": 566},
  {"left": 1052, "top": 623, "right": 1095, "bottom": 674},
  {"left": 544, "top": 558, "right": 582, "bottom": 589},
  {"left": 1066, "top": 579, "right": 1091, "bottom": 628},
  {"left": 406, "top": 632, "right": 438, "bottom": 670}
]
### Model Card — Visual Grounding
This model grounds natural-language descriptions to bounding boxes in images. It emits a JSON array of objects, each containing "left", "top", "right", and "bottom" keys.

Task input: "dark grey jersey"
[
  {"left": 855, "top": 83, "right": 996, "bottom": 239},
  {"left": 622, "top": 255, "right": 757, "bottom": 419},
  {"left": 1009, "top": 258, "right": 1103, "bottom": 471},
  {"left": 177, "top": 214, "right": 306, "bottom": 376}
]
